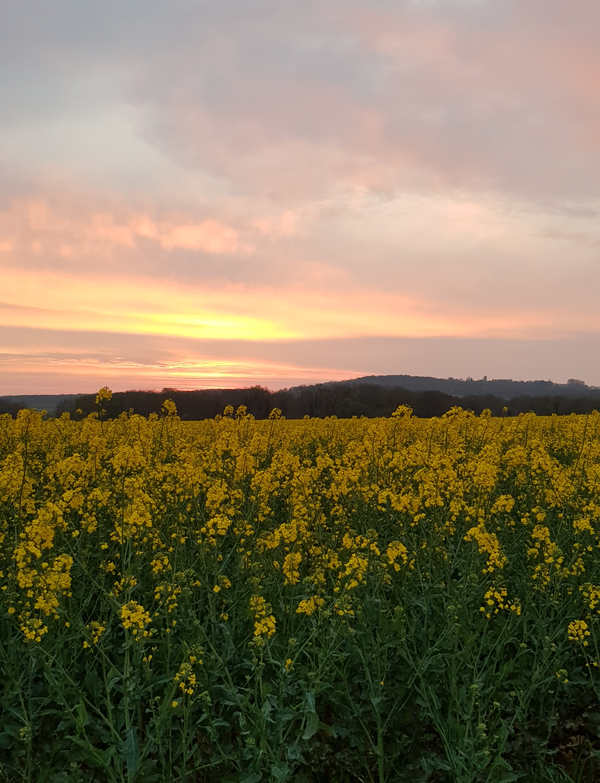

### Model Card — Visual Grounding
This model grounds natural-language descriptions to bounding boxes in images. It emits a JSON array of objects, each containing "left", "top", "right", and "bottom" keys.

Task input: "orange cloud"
[{"left": 0, "top": 264, "right": 578, "bottom": 349}]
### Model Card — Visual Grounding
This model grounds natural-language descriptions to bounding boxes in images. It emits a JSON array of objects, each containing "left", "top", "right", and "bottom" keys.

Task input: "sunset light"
[{"left": 2, "top": 0, "right": 599, "bottom": 393}]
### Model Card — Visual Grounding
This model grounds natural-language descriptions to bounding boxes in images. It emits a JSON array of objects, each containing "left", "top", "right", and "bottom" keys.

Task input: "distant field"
[{"left": 1, "top": 403, "right": 599, "bottom": 781}]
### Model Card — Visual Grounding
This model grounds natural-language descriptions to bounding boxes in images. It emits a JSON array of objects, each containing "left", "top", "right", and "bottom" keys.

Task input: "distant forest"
[
  {"left": 46, "top": 383, "right": 600, "bottom": 419},
  {"left": 338, "top": 374, "right": 600, "bottom": 399},
  {"left": 2, "top": 376, "right": 600, "bottom": 420}
]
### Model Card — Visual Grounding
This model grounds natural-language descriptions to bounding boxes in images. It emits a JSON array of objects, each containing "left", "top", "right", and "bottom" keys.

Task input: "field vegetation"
[{"left": 1, "top": 392, "right": 600, "bottom": 781}]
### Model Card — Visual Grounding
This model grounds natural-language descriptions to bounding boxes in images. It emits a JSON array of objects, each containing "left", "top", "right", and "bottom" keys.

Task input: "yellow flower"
[
  {"left": 567, "top": 620, "right": 590, "bottom": 646},
  {"left": 249, "top": 595, "right": 276, "bottom": 644},
  {"left": 282, "top": 552, "right": 302, "bottom": 585},
  {"left": 95, "top": 386, "right": 112, "bottom": 405},
  {"left": 296, "top": 596, "right": 325, "bottom": 616},
  {"left": 120, "top": 601, "right": 151, "bottom": 639}
]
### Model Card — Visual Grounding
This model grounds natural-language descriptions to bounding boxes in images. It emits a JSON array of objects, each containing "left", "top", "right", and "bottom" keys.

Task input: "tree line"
[
  {"left": 34, "top": 383, "right": 600, "bottom": 420},
  {"left": 0, "top": 399, "right": 21, "bottom": 417}
]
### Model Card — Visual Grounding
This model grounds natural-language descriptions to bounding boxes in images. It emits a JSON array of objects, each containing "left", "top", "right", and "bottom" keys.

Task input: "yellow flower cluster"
[
  {"left": 154, "top": 582, "right": 181, "bottom": 614},
  {"left": 111, "top": 575, "right": 137, "bottom": 597},
  {"left": 200, "top": 514, "right": 232, "bottom": 546},
  {"left": 480, "top": 587, "right": 521, "bottom": 620},
  {"left": 249, "top": 595, "right": 276, "bottom": 644},
  {"left": 174, "top": 650, "right": 203, "bottom": 696},
  {"left": 120, "top": 600, "right": 152, "bottom": 639},
  {"left": 527, "top": 525, "right": 564, "bottom": 587},
  {"left": 83, "top": 621, "right": 106, "bottom": 648},
  {"left": 567, "top": 619, "right": 591, "bottom": 646},
  {"left": 464, "top": 524, "right": 507, "bottom": 574},
  {"left": 282, "top": 552, "right": 302, "bottom": 585},
  {"left": 581, "top": 583, "right": 600, "bottom": 613},
  {"left": 296, "top": 595, "right": 325, "bottom": 615},
  {"left": 19, "top": 613, "right": 48, "bottom": 643},
  {"left": 95, "top": 387, "right": 112, "bottom": 405},
  {"left": 2, "top": 398, "right": 600, "bottom": 668},
  {"left": 386, "top": 540, "right": 408, "bottom": 571}
]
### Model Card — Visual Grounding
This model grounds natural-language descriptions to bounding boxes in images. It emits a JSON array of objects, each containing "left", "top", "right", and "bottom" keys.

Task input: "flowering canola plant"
[{"left": 1, "top": 400, "right": 600, "bottom": 779}]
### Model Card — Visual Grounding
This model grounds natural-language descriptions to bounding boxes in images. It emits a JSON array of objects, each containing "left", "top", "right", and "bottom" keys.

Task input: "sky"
[{"left": 2, "top": 0, "right": 600, "bottom": 394}]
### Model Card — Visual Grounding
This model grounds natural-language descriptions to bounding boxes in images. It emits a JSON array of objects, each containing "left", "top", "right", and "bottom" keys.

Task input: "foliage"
[{"left": 54, "top": 382, "right": 600, "bottom": 421}]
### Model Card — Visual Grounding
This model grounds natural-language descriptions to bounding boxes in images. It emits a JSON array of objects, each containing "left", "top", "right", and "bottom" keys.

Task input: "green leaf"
[
  {"left": 122, "top": 727, "right": 139, "bottom": 779},
  {"left": 76, "top": 700, "right": 89, "bottom": 730},
  {"left": 302, "top": 711, "right": 320, "bottom": 741},
  {"left": 270, "top": 762, "right": 291, "bottom": 782},
  {"left": 305, "top": 691, "right": 316, "bottom": 713},
  {"left": 239, "top": 773, "right": 262, "bottom": 783},
  {"left": 286, "top": 743, "right": 303, "bottom": 762}
]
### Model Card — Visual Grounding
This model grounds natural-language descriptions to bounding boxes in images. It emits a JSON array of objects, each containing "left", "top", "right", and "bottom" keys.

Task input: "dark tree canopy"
[{"left": 45, "top": 383, "right": 600, "bottom": 420}]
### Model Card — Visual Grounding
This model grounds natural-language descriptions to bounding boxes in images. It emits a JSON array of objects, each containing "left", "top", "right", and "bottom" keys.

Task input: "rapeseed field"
[{"left": 1, "top": 394, "right": 600, "bottom": 781}]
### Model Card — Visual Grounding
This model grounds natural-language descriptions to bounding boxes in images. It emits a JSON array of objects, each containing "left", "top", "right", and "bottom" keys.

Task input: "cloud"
[
  {"left": 251, "top": 210, "right": 299, "bottom": 238},
  {"left": 2, "top": 0, "right": 599, "bottom": 206},
  {"left": 2, "top": 186, "right": 600, "bottom": 329},
  {"left": 0, "top": 195, "right": 290, "bottom": 278},
  {"left": 2, "top": 325, "right": 600, "bottom": 395},
  {"left": 132, "top": 216, "right": 250, "bottom": 254},
  {"left": 1, "top": 1, "right": 600, "bottom": 393},
  {"left": 108, "top": 0, "right": 600, "bottom": 205}
]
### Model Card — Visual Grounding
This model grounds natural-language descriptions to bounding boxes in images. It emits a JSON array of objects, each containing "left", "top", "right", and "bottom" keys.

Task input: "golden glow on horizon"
[
  {"left": 0, "top": 349, "right": 357, "bottom": 395},
  {"left": 0, "top": 356, "right": 330, "bottom": 379},
  {"left": 0, "top": 265, "right": 569, "bottom": 346},
  {"left": 133, "top": 312, "right": 299, "bottom": 341}
]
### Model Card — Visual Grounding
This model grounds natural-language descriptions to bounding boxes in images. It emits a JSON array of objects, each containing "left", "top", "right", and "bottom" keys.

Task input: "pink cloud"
[
  {"left": 157, "top": 219, "right": 247, "bottom": 253},
  {"left": 1, "top": 197, "right": 250, "bottom": 259},
  {"left": 251, "top": 210, "right": 299, "bottom": 238},
  {"left": 128, "top": 214, "right": 247, "bottom": 252}
]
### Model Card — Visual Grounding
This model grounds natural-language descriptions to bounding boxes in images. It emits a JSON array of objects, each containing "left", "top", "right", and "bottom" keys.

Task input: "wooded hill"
[{"left": 3, "top": 375, "right": 599, "bottom": 419}]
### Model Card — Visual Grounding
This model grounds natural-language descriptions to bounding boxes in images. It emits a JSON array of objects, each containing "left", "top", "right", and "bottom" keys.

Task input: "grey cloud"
[
  {"left": 127, "top": 0, "right": 600, "bottom": 204},
  {"left": 3, "top": 1, "right": 600, "bottom": 204}
]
